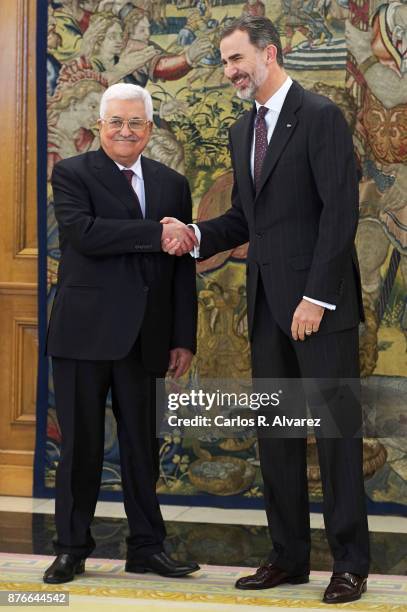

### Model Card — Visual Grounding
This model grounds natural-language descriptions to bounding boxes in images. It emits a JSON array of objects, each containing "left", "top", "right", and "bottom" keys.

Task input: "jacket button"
[{"left": 143, "top": 286, "right": 149, "bottom": 292}]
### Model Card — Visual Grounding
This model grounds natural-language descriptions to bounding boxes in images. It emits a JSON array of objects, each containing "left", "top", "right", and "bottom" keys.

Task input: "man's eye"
[
  {"left": 109, "top": 119, "right": 123, "bottom": 128},
  {"left": 128, "top": 120, "right": 145, "bottom": 129}
]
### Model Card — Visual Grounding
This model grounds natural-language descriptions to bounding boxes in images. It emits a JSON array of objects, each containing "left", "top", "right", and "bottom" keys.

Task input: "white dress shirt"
[
  {"left": 114, "top": 156, "right": 146, "bottom": 218},
  {"left": 191, "top": 77, "right": 335, "bottom": 310},
  {"left": 250, "top": 76, "right": 293, "bottom": 177}
]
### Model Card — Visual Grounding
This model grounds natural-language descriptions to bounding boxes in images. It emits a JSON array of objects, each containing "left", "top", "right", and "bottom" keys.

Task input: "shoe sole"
[
  {"left": 236, "top": 575, "right": 310, "bottom": 590},
  {"left": 125, "top": 566, "right": 199, "bottom": 578},
  {"left": 43, "top": 565, "right": 85, "bottom": 584}
]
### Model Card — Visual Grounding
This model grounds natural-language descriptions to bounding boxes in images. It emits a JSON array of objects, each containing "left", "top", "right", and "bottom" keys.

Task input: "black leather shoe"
[
  {"left": 323, "top": 572, "right": 367, "bottom": 604},
  {"left": 236, "top": 563, "right": 309, "bottom": 590},
  {"left": 43, "top": 553, "right": 85, "bottom": 584},
  {"left": 125, "top": 552, "right": 200, "bottom": 578}
]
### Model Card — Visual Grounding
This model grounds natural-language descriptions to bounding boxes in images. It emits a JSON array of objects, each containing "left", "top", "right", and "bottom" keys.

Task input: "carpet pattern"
[{"left": 0, "top": 553, "right": 406, "bottom": 610}]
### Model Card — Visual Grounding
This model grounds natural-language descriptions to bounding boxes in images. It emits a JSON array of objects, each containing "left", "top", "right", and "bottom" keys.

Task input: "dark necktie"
[
  {"left": 121, "top": 169, "right": 143, "bottom": 217},
  {"left": 254, "top": 106, "right": 269, "bottom": 191}
]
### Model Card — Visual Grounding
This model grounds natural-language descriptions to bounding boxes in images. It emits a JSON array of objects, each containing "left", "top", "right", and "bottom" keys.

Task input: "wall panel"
[{"left": 0, "top": 0, "right": 38, "bottom": 496}]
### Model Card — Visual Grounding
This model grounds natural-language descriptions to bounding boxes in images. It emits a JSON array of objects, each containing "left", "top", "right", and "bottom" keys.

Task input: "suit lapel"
[
  {"left": 233, "top": 106, "right": 256, "bottom": 206},
  {"left": 90, "top": 148, "right": 142, "bottom": 219},
  {"left": 141, "top": 156, "right": 161, "bottom": 220},
  {"left": 255, "top": 81, "right": 303, "bottom": 202}
]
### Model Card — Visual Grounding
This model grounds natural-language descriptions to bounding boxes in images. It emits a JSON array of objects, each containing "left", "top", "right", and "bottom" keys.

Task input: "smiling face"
[
  {"left": 99, "top": 98, "right": 152, "bottom": 166},
  {"left": 220, "top": 29, "right": 269, "bottom": 100}
]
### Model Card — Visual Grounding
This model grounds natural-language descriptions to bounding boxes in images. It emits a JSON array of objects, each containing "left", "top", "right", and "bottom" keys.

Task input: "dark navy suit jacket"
[{"left": 197, "top": 80, "right": 364, "bottom": 338}]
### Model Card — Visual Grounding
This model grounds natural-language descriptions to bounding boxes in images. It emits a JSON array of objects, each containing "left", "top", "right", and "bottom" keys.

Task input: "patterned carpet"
[{"left": 0, "top": 553, "right": 406, "bottom": 611}]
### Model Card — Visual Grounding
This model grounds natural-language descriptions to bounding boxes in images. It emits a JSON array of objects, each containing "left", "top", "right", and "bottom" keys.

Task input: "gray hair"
[
  {"left": 99, "top": 83, "right": 153, "bottom": 120},
  {"left": 220, "top": 16, "right": 284, "bottom": 67}
]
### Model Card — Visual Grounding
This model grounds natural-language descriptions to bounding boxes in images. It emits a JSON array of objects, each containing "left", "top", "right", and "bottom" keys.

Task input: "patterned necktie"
[
  {"left": 121, "top": 169, "right": 143, "bottom": 217},
  {"left": 254, "top": 106, "right": 269, "bottom": 191}
]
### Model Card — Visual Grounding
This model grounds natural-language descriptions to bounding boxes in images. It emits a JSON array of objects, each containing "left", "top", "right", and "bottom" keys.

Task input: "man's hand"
[
  {"left": 291, "top": 299, "right": 325, "bottom": 341},
  {"left": 160, "top": 217, "right": 197, "bottom": 255},
  {"left": 168, "top": 348, "right": 193, "bottom": 378}
]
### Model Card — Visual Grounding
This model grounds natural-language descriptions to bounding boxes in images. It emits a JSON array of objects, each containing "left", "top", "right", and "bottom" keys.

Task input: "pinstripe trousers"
[{"left": 251, "top": 278, "right": 370, "bottom": 577}]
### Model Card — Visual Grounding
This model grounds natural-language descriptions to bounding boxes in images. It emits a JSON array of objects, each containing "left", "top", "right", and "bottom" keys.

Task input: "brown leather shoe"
[
  {"left": 235, "top": 563, "right": 309, "bottom": 590},
  {"left": 323, "top": 572, "right": 367, "bottom": 604}
]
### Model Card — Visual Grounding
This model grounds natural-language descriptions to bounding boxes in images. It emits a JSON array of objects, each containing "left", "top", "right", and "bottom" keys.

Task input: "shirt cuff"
[
  {"left": 188, "top": 223, "right": 201, "bottom": 258},
  {"left": 303, "top": 296, "right": 336, "bottom": 310}
]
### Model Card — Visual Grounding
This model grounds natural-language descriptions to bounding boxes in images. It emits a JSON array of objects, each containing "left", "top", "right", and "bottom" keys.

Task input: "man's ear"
[{"left": 265, "top": 43, "right": 277, "bottom": 64}]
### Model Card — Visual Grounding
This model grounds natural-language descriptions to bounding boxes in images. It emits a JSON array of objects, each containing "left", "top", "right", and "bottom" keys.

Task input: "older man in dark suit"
[
  {"left": 162, "top": 16, "right": 369, "bottom": 605},
  {"left": 44, "top": 83, "right": 199, "bottom": 584}
]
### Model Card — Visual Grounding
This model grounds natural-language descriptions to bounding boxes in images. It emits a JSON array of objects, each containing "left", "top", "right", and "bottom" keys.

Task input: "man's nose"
[
  {"left": 120, "top": 121, "right": 132, "bottom": 136},
  {"left": 224, "top": 64, "right": 237, "bottom": 79}
]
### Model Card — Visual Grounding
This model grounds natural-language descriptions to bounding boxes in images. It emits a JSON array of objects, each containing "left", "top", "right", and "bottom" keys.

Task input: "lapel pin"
[{"left": 286, "top": 123, "right": 292, "bottom": 128}]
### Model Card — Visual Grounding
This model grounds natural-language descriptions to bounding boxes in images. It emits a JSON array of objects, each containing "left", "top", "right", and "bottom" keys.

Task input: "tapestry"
[{"left": 35, "top": 0, "right": 407, "bottom": 513}]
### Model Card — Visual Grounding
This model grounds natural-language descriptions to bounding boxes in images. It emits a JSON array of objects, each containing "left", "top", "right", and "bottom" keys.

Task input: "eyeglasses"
[{"left": 101, "top": 117, "right": 152, "bottom": 132}]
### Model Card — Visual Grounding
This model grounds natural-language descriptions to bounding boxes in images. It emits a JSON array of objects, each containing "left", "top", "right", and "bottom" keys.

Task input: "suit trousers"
[
  {"left": 251, "top": 279, "right": 370, "bottom": 577},
  {"left": 52, "top": 340, "right": 166, "bottom": 559}
]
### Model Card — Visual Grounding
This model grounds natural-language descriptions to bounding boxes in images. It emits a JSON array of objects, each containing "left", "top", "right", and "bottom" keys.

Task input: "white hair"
[{"left": 99, "top": 83, "right": 153, "bottom": 120}]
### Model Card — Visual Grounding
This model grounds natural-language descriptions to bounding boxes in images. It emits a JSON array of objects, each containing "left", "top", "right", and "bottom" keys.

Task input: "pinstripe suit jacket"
[{"left": 197, "top": 80, "right": 364, "bottom": 337}]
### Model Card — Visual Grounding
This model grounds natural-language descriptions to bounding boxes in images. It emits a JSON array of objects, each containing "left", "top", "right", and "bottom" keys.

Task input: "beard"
[{"left": 234, "top": 62, "right": 268, "bottom": 100}]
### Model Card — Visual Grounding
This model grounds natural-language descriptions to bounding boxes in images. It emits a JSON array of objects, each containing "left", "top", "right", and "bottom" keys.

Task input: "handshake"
[{"left": 160, "top": 217, "right": 198, "bottom": 256}]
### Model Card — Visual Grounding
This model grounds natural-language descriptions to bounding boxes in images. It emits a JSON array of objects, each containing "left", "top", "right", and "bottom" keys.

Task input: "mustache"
[
  {"left": 231, "top": 72, "right": 249, "bottom": 84},
  {"left": 112, "top": 137, "right": 139, "bottom": 142}
]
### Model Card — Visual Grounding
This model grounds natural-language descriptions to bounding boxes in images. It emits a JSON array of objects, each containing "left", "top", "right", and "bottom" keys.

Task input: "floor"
[
  {"left": 2, "top": 552, "right": 406, "bottom": 611},
  {"left": 0, "top": 496, "right": 406, "bottom": 575},
  {"left": 1, "top": 552, "right": 406, "bottom": 612},
  {"left": 1, "top": 496, "right": 407, "bottom": 530}
]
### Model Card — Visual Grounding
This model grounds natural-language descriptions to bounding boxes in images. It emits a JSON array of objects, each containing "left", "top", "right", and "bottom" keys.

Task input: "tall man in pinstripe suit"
[{"left": 162, "top": 16, "right": 370, "bottom": 605}]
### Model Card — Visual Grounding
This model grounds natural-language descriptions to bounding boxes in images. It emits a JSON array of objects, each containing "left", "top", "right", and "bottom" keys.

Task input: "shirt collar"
[
  {"left": 114, "top": 156, "right": 143, "bottom": 181},
  {"left": 255, "top": 76, "right": 293, "bottom": 114}
]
